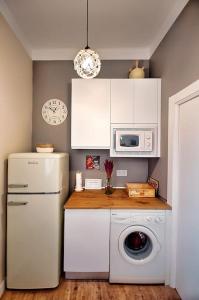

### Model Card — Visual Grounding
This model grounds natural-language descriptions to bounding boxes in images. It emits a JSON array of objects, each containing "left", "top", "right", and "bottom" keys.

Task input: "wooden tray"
[{"left": 126, "top": 183, "right": 155, "bottom": 198}]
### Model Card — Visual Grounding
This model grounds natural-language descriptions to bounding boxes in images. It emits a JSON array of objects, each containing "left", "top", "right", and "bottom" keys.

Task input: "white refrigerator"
[{"left": 7, "top": 153, "right": 69, "bottom": 289}]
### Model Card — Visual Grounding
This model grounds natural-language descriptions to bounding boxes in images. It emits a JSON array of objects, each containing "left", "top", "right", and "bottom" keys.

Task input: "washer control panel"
[
  {"left": 131, "top": 215, "right": 165, "bottom": 224},
  {"left": 111, "top": 212, "right": 165, "bottom": 225},
  {"left": 145, "top": 215, "right": 165, "bottom": 223}
]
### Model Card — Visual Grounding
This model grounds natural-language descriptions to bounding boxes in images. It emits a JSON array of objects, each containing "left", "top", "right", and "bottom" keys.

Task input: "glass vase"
[{"left": 105, "top": 177, "right": 113, "bottom": 195}]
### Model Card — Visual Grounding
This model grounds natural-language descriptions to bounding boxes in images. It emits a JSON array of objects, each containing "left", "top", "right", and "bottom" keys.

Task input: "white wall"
[{"left": 0, "top": 13, "right": 32, "bottom": 292}]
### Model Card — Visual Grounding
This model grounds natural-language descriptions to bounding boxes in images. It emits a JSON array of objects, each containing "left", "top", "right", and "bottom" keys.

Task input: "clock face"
[{"left": 42, "top": 99, "right": 68, "bottom": 126}]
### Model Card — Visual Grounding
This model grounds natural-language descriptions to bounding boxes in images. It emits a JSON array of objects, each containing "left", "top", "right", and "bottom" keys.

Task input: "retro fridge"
[{"left": 7, "top": 153, "right": 69, "bottom": 289}]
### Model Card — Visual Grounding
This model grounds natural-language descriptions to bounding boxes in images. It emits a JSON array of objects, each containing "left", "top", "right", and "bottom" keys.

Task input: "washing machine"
[{"left": 110, "top": 209, "right": 167, "bottom": 284}]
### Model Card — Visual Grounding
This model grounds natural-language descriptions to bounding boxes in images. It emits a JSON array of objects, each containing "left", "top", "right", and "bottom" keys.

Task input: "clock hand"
[{"left": 49, "top": 106, "right": 57, "bottom": 113}]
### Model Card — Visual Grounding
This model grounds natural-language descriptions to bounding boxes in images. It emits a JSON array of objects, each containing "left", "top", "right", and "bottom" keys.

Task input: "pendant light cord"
[{"left": 85, "top": 0, "right": 89, "bottom": 49}]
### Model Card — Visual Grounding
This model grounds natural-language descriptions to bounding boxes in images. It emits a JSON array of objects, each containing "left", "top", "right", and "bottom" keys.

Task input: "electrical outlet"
[{"left": 116, "top": 170, "right": 128, "bottom": 177}]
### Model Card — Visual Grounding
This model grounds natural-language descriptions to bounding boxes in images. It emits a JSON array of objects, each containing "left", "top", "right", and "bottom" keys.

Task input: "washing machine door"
[{"left": 118, "top": 225, "right": 161, "bottom": 265}]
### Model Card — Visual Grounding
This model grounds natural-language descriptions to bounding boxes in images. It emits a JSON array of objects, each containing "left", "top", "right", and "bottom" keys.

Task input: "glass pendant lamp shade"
[
  {"left": 73, "top": 0, "right": 101, "bottom": 79},
  {"left": 74, "top": 47, "right": 101, "bottom": 79}
]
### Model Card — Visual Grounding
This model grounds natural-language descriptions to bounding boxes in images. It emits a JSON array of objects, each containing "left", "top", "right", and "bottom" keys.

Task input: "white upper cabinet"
[
  {"left": 110, "top": 78, "right": 161, "bottom": 124},
  {"left": 134, "top": 79, "right": 160, "bottom": 123},
  {"left": 71, "top": 78, "right": 161, "bottom": 150},
  {"left": 71, "top": 79, "right": 110, "bottom": 149},
  {"left": 111, "top": 79, "right": 134, "bottom": 123}
]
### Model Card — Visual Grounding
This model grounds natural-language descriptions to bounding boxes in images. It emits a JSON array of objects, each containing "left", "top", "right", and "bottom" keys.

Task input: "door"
[
  {"left": 115, "top": 130, "right": 145, "bottom": 152},
  {"left": 7, "top": 194, "right": 61, "bottom": 288},
  {"left": 118, "top": 226, "right": 161, "bottom": 265},
  {"left": 8, "top": 157, "right": 61, "bottom": 193},
  {"left": 64, "top": 209, "right": 110, "bottom": 273},
  {"left": 176, "top": 96, "right": 199, "bottom": 299},
  {"left": 71, "top": 79, "right": 110, "bottom": 149},
  {"left": 111, "top": 79, "right": 133, "bottom": 123},
  {"left": 134, "top": 79, "right": 159, "bottom": 123}
]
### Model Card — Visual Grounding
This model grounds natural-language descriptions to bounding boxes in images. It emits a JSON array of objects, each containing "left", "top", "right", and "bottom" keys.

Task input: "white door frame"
[{"left": 167, "top": 79, "right": 199, "bottom": 287}]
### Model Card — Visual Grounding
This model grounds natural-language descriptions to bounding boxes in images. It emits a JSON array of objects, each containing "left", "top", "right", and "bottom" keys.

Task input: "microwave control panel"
[{"left": 144, "top": 131, "right": 153, "bottom": 151}]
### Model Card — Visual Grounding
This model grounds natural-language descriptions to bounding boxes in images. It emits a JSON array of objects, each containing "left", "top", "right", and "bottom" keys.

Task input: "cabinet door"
[
  {"left": 64, "top": 209, "right": 110, "bottom": 273},
  {"left": 111, "top": 79, "right": 133, "bottom": 123},
  {"left": 134, "top": 79, "right": 160, "bottom": 123},
  {"left": 71, "top": 79, "right": 110, "bottom": 149}
]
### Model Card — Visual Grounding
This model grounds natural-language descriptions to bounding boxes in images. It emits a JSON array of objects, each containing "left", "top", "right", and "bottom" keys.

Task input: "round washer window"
[
  {"left": 118, "top": 226, "right": 161, "bottom": 265},
  {"left": 124, "top": 231, "right": 152, "bottom": 260}
]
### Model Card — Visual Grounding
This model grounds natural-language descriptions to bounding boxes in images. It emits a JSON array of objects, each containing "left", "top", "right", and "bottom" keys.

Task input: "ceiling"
[{"left": 0, "top": 0, "right": 189, "bottom": 60}]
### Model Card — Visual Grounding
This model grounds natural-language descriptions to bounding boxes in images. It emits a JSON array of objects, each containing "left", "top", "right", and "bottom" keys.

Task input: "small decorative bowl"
[{"left": 36, "top": 144, "right": 54, "bottom": 153}]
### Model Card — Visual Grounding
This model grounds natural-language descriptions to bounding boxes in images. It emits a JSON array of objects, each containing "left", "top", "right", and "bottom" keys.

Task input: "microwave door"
[
  {"left": 120, "top": 135, "right": 139, "bottom": 147},
  {"left": 116, "top": 132, "right": 144, "bottom": 152}
]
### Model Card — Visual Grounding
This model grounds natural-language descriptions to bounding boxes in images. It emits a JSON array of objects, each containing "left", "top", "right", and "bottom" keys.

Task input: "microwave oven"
[
  {"left": 116, "top": 130, "right": 152, "bottom": 152},
  {"left": 110, "top": 124, "right": 160, "bottom": 157}
]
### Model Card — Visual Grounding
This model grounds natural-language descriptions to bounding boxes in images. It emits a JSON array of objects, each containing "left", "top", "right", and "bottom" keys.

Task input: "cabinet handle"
[{"left": 8, "top": 201, "right": 28, "bottom": 206}]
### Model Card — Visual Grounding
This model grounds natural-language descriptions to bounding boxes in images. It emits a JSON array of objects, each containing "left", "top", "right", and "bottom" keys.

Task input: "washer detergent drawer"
[{"left": 64, "top": 209, "right": 110, "bottom": 276}]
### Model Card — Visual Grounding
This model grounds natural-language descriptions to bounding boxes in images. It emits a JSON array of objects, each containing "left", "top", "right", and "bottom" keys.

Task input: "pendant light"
[{"left": 74, "top": 0, "right": 101, "bottom": 79}]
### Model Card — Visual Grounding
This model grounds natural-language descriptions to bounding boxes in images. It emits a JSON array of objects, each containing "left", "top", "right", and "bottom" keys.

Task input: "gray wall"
[
  {"left": 149, "top": 0, "right": 199, "bottom": 198},
  {"left": 32, "top": 60, "right": 149, "bottom": 191}
]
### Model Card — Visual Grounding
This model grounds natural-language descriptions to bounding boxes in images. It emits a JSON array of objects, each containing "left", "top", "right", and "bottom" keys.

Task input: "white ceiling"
[{"left": 0, "top": 0, "right": 189, "bottom": 60}]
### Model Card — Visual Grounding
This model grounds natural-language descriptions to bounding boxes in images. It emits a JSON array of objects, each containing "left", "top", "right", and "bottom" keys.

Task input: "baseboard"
[
  {"left": 65, "top": 272, "right": 109, "bottom": 280},
  {"left": 0, "top": 280, "right": 5, "bottom": 298}
]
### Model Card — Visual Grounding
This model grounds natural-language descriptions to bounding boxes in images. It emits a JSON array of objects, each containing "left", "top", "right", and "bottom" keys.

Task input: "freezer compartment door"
[
  {"left": 7, "top": 194, "right": 63, "bottom": 289},
  {"left": 8, "top": 157, "right": 67, "bottom": 193}
]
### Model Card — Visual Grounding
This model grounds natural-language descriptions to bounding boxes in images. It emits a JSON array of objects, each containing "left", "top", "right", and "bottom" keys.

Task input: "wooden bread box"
[{"left": 126, "top": 183, "right": 155, "bottom": 198}]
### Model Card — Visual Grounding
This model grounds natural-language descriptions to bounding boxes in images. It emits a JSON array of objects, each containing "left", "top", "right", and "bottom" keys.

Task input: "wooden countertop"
[{"left": 64, "top": 189, "right": 171, "bottom": 210}]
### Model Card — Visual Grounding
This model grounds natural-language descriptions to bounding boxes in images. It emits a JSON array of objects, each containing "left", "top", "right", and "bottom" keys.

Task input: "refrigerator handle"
[
  {"left": 8, "top": 201, "right": 28, "bottom": 206},
  {"left": 8, "top": 184, "right": 28, "bottom": 188}
]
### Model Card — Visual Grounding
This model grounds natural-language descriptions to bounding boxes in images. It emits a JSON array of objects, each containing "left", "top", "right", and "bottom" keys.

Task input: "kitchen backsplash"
[{"left": 70, "top": 149, "right": 148, "bottom": 191}]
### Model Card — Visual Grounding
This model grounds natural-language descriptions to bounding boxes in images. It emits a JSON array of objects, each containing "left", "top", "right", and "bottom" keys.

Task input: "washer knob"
[
  {"left": 155, "top": 216, "right": 164, "bottom": 223},
  {"left": 146, "top": 216, "right": 152, "bottom": 222}
]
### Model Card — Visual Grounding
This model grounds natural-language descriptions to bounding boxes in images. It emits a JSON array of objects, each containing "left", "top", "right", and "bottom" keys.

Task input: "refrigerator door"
[
  {"left": 7, "top": 193, "right": 63, "bottom": 289},
  {"left": 8, "top": 153, "right": 68, "bottom": 193}
]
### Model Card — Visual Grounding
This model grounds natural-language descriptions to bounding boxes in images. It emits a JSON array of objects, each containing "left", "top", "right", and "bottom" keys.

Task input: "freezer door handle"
[
  {"left": 7, "top": 201, "right": 28, "bottom": 206},
  {"left": 8, "top": 184, "right": 28, "bottom": 188}
]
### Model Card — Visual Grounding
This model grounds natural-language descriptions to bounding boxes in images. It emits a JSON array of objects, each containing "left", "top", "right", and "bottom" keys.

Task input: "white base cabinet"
[{"left": 64, "top": 209, "right": 110, "bottom": 279}]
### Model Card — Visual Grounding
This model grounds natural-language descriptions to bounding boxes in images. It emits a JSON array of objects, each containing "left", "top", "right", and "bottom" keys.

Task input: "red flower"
[{"left": 104, "top": 160, "right": 114, "bottom": 178}]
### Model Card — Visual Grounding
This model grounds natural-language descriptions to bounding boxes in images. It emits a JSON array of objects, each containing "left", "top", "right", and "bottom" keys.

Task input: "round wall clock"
[{"left": 42, "top": 99, "right": 68, "bottom": 125}]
